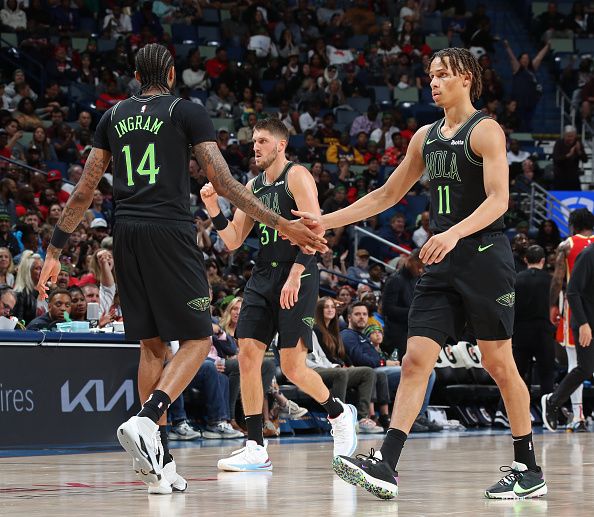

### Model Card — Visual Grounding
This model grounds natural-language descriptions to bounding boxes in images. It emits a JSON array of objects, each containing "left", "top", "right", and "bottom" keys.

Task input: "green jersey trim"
[
  {"left": 464, "top": 116, "right": 487, "bottom": 166},
  {"left": 436, "top": 110, "right": 480, "bottom": 142}
]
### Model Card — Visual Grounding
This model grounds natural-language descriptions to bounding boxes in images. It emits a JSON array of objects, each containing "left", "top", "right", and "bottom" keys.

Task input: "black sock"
[
  {"left": 159, "top": 425, "right": 172, "bottom": 465},
  {"left": 321, "top": 395, "right": 344, "bottom": 419},
  {"left": 245, "top": 414, "right": 264, "bottom": 446},
  {"left": 138, "top": 390, "right": 171, "bottom": 424},
  {"left": 380, "top": 428, "right": 407, "bottom": 471},
  {"left": 512, "top": 432, "right": 538, "bottom": 471}
]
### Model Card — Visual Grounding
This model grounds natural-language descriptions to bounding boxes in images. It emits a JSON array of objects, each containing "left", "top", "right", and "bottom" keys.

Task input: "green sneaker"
[{"left": 485, "top": 461, "right": 547, "bottom": 499}]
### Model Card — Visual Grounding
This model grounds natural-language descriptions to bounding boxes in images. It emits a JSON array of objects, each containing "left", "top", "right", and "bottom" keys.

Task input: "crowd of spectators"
[{"left": 0, "top": 1, "right": 592, "bottom": 435}]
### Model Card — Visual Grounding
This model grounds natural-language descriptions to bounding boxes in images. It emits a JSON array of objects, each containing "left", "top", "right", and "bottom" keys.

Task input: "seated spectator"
[
  {"left": 552, "top": 125, "right": 587, "bottom": 190},
  {"left": 512, "top": 159, "right": 536, "bottom": 196},
  {"left": 27, "top": 289, "right": 71, "bottom": 331},
  {"left": 369, "top": 112, "right": 399, "bottom": 150},
  {"left": 1, "top": 0, "right": 27, "bottom": 32},
  {"left": 14, "top": 98, "right": 43, "bottom": 132},
  {"left": 13, "top": 250, "right": 47, "bottom": 318},
  {"left": 342, "top": 63, "right": 369, "bottom": 98},
  {"left": 131, "top": 1, "right": 163, "bottom": 38},
  {"left": 315, "top": 112, "right": 341, "bottom": 147},
  {"left": 507, "top": 139, "right": 531, "bottom": 176},
  {"left": 298, "top": 130, "right": 324, "bottom": 163},
  {"left": 205, "top": 47, "right": 229, "bottom": 80},
  {"left": 399, "top": 116, "right": 418, "bottom": 142},
  {"left": 0, "top": 212, "right": 19, "bottom": 258},
  {"left": 102, "top": 4, "right": 132, "bottom": 38},
  {"left": 378, "top": 213, "right": 414, "bottom": 259},
  {"left": 67, "top": 286, "right": 86, "bottom": 320},
  {"left": 326, "top": 132, "right": 364, "bottom": 164},
  {"left": 319, "top": 249, "right": 347, "bottom": 290},
  {"left": 339, "top": 302, "right": 390, "bottom": 431},
  {"left": 237, "top": 113, "right": 258, "bottom": 146},
  {"left": 0, "top": 179, "right": 17, "bottom": 226},
  {"left": 46, "top": 170, "right": 70, "bottom": 205},
  {"left": 311, "top": 297, "right": 381, "bottom": 433},
  {"left": 536, "top": 219, "right": 561, "bottom": 256},
  {"left": 96, "top": 81, "right": 127, "bottom": 112},
  {"left": 298, "top": 101, "right": 321, "bottom": 133},
  {"left": 30, "top": 126, "right": 57, "bottom": 163},
  {"left": 347, "top": 249, "right": 371, "bottom": 286},
  {"left": 0, "top": 246, "right": 15, "bottom": 287},
  {"left": 350, "top": 105, "right": 380, "bottom": 137},
  {"left": 412, "top": 211, "right": 431, "bottom": 248},
  {"left": 83, "top": 249, "right": 116, "bottom": 322},
  {"left": 205, "top": 82, "right": 237, "bottom": 119},
  {"left": 321, "top": 186, "right": 348, "bottom": 214},
  {"left": 0, "top": 286, "right": 17, "bottom": 319},
  {"left": 182, "top": 50, "right": 210, "bottom": 91}
]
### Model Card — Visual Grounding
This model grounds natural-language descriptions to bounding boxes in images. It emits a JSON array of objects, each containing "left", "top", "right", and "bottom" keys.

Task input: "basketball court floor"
[{"left": 1, "top": 430, "right": 591, "bottom": 516}]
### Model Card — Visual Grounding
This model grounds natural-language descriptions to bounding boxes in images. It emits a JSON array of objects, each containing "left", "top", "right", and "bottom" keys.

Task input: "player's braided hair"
[
  {"left": 428, "top": 48, "right": 483, "bottom": 102},
  {"left": 568, "top": 207, "right": 594, "bottom": 233},
  {"left": 135, "top": 43, "right": 174, "bottom": 94}
]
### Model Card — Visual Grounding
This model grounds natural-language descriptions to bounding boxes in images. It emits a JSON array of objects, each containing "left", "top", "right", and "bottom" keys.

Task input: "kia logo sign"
[{"left": 61, "top": 380, "right": 135, "bottom": 412}]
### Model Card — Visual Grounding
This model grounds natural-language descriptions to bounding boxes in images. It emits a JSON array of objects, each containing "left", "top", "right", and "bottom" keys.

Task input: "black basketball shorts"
[
  {"left": 113, "top": 219, "right": 213, "bottom": 342},
  {"left": 236, "top": 261, "right": 318, "bottom": 350},
  {"left": 407, "top": 232, "right": 516, "bottom": 345}
]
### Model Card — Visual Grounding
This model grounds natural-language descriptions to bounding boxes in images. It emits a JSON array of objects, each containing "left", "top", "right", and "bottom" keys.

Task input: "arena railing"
[
  {"left": 529, "top": 182, "right": 570, "bottom": 236},
  {"left": 0, "top": 155, "right": 75, "bottom": 186}
]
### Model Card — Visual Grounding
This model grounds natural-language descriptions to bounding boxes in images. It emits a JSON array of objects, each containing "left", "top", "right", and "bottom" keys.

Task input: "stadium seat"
[
  {"left": 393, "top": 88, "right": 419, "bottom": 104},
  {"left": 72, "top": 37, "right": 88, "bottom": 52},
  {"left": 509, "top": 132, "right": 534, "bottom": 142},
  {"left": 172, "top": 24, "right": 197, "bottom": 44},
  {"left": 190, "top": 89, "right": 208, "bottom": 104},
  {"left": 174, "top": 43, "right": 195, "bottom": 59},
  {"left": 197, "top": 26, "right": 221, "bottom": 44},
  {"left": 78, "top": 16, "right": 97, "bottom": 35},
  {"left": 372, "top": 86, "right": 391, "bottom": 104},
  {"left": 220, "top": 9, "right": 231, "bottom": 21},
  {"left": 97, "top": 39, "right": 116, "bottom": 53},
  {"left": 260, "top": 80, "right": 277, "bottom": 94},
  {"left": 549, "top": 38, "right": 574, "bottom": 54},
  {"left": 198, "top": 45, "right": 216, "bottom": 59},
  {"left": 426, "top": 35, "right": 449, "bottom": 51},
  {"left": 576, "top": 38, "right": 594, "bottom": 54},
  {"left": 289, "top": 134, "right": 305, "bottom": 148},
  {"left": 346, "top": 97, "right": 370, "bottom": 113},
  {"left": 531, "top": 2, "right": 548, "bottom": 17},
  {"left": 226, "top": 46, "right": 244, "bottom": 62},
  {"left": 336, "top": 109, "right": 359, "bottom": 126},
  {"left": 347, "top": 35, "right": 369, "bottom": 50},
  {"left": 0, "top": 33, "right": 17, "bottom": 47},
  {"left": 211, "top": 118, "right": 233, "bottom": 131},
  {"left": 202, "top": 8, "right": 220, "bottom": 24},
  {"left": 421, "top": 13, "right": 443, "bottom": 34}
]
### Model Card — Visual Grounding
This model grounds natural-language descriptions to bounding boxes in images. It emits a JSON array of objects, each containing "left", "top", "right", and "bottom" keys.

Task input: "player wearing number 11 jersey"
[
  {"left": 35, "top": 44, "right": 324, "bottom": 495},
  {"left": 294, "top": 48, "right": 547, "bottom": 500}
]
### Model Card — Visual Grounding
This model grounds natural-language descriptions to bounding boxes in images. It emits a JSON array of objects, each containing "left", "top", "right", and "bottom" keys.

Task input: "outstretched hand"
[
  {"left": 36, "top": 254, "right": 61, "bottom": 301},
  {"left": 280, "top": 218, "right": 328, "bottom": 254},
  {"left": 291, "top": 209, "right": 326, "bottom": 235}
]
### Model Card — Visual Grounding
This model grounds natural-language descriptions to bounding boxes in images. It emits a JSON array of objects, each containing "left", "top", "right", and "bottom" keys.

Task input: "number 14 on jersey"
[{"left": 122, "top": 143, "right": 160, "bottom": 186}]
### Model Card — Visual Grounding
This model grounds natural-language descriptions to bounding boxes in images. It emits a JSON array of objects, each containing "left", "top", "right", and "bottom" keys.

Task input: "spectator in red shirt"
[
  {"left": 96, "top": 81, "right": 127, "bottom": 112},
  {"left": 399, "top": 116, "right": 418, "bottom": 141},
  {"left": 206, "top": 47, "right": 229, "bottom": 79},
  {"left": 47, "top": 169, "right": 70, "bottom": 205}
]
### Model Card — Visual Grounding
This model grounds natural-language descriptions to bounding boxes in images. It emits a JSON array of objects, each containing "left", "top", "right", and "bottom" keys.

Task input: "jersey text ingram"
[{"left": 114, "top": 115, "right": 164, "bottom": 138}]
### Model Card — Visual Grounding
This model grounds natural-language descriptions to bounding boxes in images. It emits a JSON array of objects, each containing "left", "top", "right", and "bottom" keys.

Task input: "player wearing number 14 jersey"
[
  {"left": 294, "top": 48, "right": 547, "bottom": 500},
  {"left": 35, "top": 44, "right": 323, "bottom": 495}
]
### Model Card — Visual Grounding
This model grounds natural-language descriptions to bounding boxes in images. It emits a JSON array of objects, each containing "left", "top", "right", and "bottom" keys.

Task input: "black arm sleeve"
[
  {"left": 566, "top": 250, "right": 593, "bottom": 327},
  {"left": 171, "top": 99, "right": 216, "bottom": 146},
  {"left": 92, "top": 107, "right": 113, "bottom": 151}
]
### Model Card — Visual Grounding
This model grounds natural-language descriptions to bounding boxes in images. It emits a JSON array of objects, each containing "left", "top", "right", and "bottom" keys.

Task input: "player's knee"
[
  {"left": 140, "top": 338, "right": 166, "bottom": 359},
  {"left": 481, "top": 355, "right": 513, "bottom": 384},
  {"left": 400, "top": 352, "right": 433, "bottom": 378},
  {"left": 238, "top": 346, "right": 262, "bottom": 373},
  {"left": 280, "top": 360, "right": 307, "bottom": 385}
]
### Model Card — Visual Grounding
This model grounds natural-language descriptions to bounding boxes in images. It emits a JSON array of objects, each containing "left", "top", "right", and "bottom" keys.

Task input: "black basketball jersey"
[
  {"left": 421, "top": 111, "right": 504, "bottom": 234},
  {"left": 251, "top": 161, "right": 299, "bottom": 263},
  {"left": 93, "top": 94, "right": 215, "bottom": 223}
]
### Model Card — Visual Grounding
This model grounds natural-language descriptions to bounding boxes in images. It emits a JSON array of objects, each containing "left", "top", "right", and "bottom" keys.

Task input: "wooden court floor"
[{"left": 0, "top": 432, "right": 592, "bottom": 516}]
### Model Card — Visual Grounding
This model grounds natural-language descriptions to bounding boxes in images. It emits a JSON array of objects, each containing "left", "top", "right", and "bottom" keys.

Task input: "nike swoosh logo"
[
  {"left": 426, "top": 138, "right": 437, "bottom": 145},
  {"left": 253, "top": 187, "right": 265, "bottom": 194},
  {"left": 478, "top": 244, "right": 494, "bottom": 252},
  {"left": 514, "top": 480, "right": 545, "bottom": 495}
]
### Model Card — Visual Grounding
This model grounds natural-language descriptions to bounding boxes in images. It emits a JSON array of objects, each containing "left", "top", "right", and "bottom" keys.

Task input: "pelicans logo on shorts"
[
  {"left": 496, "top": 292, "right": 515, "bottom": 307},
  {"left": 187, "top": 297, "right": 211, "bottom": 312},
  {"left": 302, "top": 317, "right": 315, "bottom": 328}
]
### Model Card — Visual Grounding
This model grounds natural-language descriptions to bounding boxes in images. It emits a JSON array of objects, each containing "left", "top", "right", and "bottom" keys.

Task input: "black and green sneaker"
[
  {"left": 332, "top": 449, "right": 398, "bottom": 500},
  {"left": 485, "top": 462, "right": 547, "bottom": 499},
  {"left": 541, "top": 394, "right": 558, "bottom": 432}
]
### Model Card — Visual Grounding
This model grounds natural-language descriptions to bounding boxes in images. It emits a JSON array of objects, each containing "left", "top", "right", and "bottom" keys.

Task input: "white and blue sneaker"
[
  {"left": 329, "top": 402, "right": 358, "bottom": 457},
  {"left": 217, "top": 440, "right": 273, "bottom": 472},
  {"left": 117, "top": 415, "right": 163, "bottom": 484}
]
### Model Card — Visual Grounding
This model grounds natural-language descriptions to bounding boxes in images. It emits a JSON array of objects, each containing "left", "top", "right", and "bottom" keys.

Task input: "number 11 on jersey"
[
  {"left": 122, "top": 143, "right": 160, "bottom": 186},
  {"left": 437, "top": 185, "right": 451, "bottom": 215}
]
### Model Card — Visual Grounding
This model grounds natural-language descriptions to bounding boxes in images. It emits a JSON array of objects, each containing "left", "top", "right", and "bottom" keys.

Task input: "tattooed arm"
[
  {"left": 46, "top": 148, "right": 112, "bottom": 260},
  {"left": 193, "top": 141, "right": 326, "bottom": 251},
  {"left": 549, "top": 239, "right": 570, "bottom": 324}
]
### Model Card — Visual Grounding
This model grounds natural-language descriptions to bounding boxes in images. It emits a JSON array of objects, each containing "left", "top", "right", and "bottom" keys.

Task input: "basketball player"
[
  {"left": 294, "top": 48, "right": 547, "bottom": 500},
  {"left": 200, "top": 118, "right": 357, "bottom": 471},
  {"left": 36, "top": 44, "right": 325, "bottom": 494},
  {"left": 547, "top": 207, "right": 594, "bottom": 432}
]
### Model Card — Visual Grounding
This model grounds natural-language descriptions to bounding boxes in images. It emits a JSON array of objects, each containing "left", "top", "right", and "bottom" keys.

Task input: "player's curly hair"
[
  {"left": 568, "top": 207, "right": 594, "bottom": 233},
  {"left": 135, "top": 43, "right": 174, "bottom": 94},
  {"left": 427, "top": 48, "right": 483, "bottom": 102}
]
